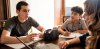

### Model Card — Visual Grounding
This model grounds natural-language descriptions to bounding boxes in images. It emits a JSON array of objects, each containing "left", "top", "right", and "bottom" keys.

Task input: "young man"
[
  {"left": 58, "top": 6, "right": 88, "bottom": 36},
  {"left": 1, "top": 1, "right": 45, "bottom": 44}
]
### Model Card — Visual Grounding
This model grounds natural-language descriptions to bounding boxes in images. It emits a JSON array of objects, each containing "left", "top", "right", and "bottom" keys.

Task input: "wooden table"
[{"left": 0, "top": 37, "right": 85, "bottom": 49}]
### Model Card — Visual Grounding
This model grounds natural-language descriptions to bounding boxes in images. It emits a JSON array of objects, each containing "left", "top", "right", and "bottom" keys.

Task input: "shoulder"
[
  {"left": 6, "top": 16, "right": 18, "bottom": 24},
  {"left": 79, "top": 19, "right": 85, "bottom": 24},
  {"left": 64, "top": 19, "right": 72, "bottom": 24},
  {"left": 27, "top": 17, "right": 35, "bottom": 21}
]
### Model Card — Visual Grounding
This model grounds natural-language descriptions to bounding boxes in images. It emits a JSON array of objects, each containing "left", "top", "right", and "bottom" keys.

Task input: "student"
[
  {"left": 58, "top": 0, "right": 100, "bottom": 49},
  {"left": 1, "top": 1, "right": 45, "bottom": 44},
  {"left": 58, "top": 6, "right": 88, "bottom": 36}
]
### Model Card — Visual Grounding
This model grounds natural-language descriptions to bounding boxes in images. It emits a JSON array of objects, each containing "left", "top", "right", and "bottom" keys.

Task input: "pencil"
[{"left": 64, "top": 28, "right": 68, "bottom": 32}]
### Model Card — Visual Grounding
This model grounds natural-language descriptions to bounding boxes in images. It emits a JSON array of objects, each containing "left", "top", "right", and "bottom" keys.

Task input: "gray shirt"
[
  {"left": 62, "top": 19, "right": 87, "bottom": 32},
  {"left": 4, "top": 16, "right": 39, "bottom": 37}
]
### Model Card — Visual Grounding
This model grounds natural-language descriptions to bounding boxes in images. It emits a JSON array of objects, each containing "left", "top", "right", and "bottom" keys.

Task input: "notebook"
[
  {"left": 5, "top": 37, "right": 43, "bottom": 49},
  {"left": 59, "top": 32, "right": 83, "bottom": 38}
]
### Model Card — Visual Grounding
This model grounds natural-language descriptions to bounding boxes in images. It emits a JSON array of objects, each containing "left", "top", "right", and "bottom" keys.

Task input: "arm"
[
  {"left": 58, "top": 32, "right": 89, "bottom": 49},
  {"left": 36, "top": 25, "right": 45, "bottom": 33},
  {"left": 1, "top": 30, "right": 35, "bottom": 44},
  {"left": 74, "top": 28, "right": 88, "bottom": 34},
  {"left": 58, "top": 37, "right": 80, "bottom": 49},
  {"left": 58, "top": 26, "right": 70, "bottom": 36},
  {"left": 36, "top": 25, "right": 45, "bottom": 38},
  {"left": 58, "top": 26, "right": 65, "bottom": 35}
]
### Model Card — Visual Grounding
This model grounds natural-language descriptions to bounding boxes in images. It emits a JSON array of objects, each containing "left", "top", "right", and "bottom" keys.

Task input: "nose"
[
  {"left": 83, "top": 14, "right": 85, "bottom": 19},
  {"left": 26, "top": 11, "right": 29, "bottom": 15}
]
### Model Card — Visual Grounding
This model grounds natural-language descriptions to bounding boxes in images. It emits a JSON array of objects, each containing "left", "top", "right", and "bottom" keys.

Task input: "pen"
[
  {"left": 64, "top": 28, "right": 68, "bottom": 32},
  {"left": 15, "top": 35, "right": 32, "bottom": 49}
]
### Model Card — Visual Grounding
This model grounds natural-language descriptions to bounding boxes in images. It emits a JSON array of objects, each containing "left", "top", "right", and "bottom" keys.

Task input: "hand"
[
  {"left": 58, "top": 41, "right": 69, "bottom": 49},
  {"left": 63, "top": 32, "right": 71, "bottom": 36},
  {"left": 39, "top": 33, "right": 44, "bottom": 38},
  {"left": 25, "top": 33, "right": 37, "bottom": 43}
]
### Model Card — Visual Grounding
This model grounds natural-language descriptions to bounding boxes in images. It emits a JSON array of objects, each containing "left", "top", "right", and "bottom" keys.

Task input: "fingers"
[
  {"left": 39, "top": 33, "right": 44, "bottom": 38},
  {"left": 64, "top": 32, "right": 71, "bottom": 36},
  {"left": 29, "top": 33, "right": 37, "bottom": 37},
  {"left": 58, "top": 41, "right": 68, "bottom": 49},
  {"left": 58, "top": 41, "right": 63, "bottom": 48},
  {"left": 62, "top": 41, "right": 67, "bottom": 49}
]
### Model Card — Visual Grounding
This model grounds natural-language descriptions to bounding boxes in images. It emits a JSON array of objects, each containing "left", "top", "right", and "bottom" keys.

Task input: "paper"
[
  {"left": 33, "top": 43, "right": 60, "bottom": 49},
  {"left": 59, "top": 32, "right": 82, "bottom": 38},
  {"left": 5, "top": 37, "right": 43, "bottom": 49}
]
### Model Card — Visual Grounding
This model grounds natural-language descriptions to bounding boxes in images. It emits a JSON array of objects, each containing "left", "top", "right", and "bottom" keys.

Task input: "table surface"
[{"left": 0, "top": 37, "right": 85, "bottom": 49}]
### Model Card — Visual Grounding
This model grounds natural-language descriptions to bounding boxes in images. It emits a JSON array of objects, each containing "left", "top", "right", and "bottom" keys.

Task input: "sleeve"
[
  {"left": 62, "top": 19, "right": 69, "bottom": 28},
  {"left": 3, "top": 19, "right": 15, "bottom": 32},
  {"left": 30, "top": 17, "right": 39, "bottom": 28},
  {"left": 79, "top": 32, "right": 89, "bottom": 45},
  {"left": 81, "top": 20, "right": 87, "bottom": 30}
]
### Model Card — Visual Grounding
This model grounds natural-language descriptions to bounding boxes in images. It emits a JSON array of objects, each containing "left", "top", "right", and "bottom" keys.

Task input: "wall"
[
  {"left": 10, "top": 0, "right": 26, "bottom": 17},
  {"left": 26, "top": 0, "right": 54, "bottom": 32},
  {"left": 65, "top": 0, "right": 86, "bottom": 14}
]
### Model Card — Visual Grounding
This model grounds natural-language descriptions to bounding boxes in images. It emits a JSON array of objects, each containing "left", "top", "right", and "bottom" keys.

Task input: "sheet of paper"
[
  {"left": 5, "top": 37, "right": 43, "bottom": 49},
  {"left": 59, "top": 32, "right": 83, "bottom": 38}
]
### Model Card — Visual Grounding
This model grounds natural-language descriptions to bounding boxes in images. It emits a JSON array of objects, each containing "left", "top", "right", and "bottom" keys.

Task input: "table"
[{"left": 0, "top": 37, "right": 85, "bottom": 49}]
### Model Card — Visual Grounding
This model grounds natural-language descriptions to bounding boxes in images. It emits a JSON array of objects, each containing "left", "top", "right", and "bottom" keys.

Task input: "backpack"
[{"left": 44, "top": 29, "right": 59, "bottom": 41}]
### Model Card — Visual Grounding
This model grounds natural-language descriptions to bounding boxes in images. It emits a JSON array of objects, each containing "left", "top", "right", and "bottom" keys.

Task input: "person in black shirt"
[{"left": 1, "top": 1, "right": 45, "bottom": 44}]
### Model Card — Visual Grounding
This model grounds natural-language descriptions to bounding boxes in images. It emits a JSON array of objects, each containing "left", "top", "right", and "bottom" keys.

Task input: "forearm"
[
  {"left": 41, "top": 28, "right": 45, "bottom": 33},
  {"left": 58, "top": 28, "right": 65, "bottom": 34},
  {"left": 67, "top": 37, "right": 80, "bottom": 45},
  {"left": 76, "top": 30, "right": 88, "bottom": 34},
  {"left": 1, "top": 36, "right": 26, "bottom": 44}
]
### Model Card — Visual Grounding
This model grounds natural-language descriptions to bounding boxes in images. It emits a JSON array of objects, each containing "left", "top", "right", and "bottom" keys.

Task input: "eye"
[
  {"left": 28, "top": 10, "right": 30, "bottom": 12},
  {"left": 23, "top": 10, "right": 27, "bottom": 12},
  {"left": 74, "top": 13, "right": 77, "bottom": 15}
]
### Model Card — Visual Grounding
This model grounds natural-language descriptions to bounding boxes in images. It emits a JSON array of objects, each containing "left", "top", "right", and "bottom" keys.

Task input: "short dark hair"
[
  {"left": 16, "top": 1, "right": 29, "bottom": 11},
  {"left": 71, "top": 6, "right": 83, "bottom": 15}
]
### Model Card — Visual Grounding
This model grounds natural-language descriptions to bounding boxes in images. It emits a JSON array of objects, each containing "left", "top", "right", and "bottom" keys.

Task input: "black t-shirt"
[{"left": 4, "top": 16, "right": 39, "bottom": 37}]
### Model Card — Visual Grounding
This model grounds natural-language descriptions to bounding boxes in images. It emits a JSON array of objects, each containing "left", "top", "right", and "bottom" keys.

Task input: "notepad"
[
  {"left": 59, "top": 32, "right": 83, "bottom": 38},
  {"left": 5, "top": 37, "right": 43, "bottom": 49}
]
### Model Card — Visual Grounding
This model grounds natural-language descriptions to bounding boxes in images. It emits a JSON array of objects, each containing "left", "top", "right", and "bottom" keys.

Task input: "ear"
[{"left": 16, "top": 10, "right": 19, "bottom": 15}]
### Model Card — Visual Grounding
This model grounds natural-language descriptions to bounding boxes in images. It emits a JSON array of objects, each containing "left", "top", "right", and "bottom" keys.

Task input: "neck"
[
  {"left": 72, "top": 19, "right": 79, "bottom": 24},
  {"left": 18, "top": 16, "right": 26, "bottom": 23}
]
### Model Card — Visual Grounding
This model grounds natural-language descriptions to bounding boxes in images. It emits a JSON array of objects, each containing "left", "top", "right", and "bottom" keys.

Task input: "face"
[
  {"left": 16, "top": 5, "right": 30, "bottom": 20},
  {"left": 71, "top": 11, "right": 81, "bottom": 21},
  {"left": 83, "top": 12, "right": 89, "bottom": 26},
  {"left": 83, "top": 5, "right": 89, "bottom": 26}
]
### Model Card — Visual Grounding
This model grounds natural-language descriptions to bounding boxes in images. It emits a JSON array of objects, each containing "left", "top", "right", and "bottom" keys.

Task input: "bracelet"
[{"left": 65, "top": 41, "right": 69, "bottom": 46}]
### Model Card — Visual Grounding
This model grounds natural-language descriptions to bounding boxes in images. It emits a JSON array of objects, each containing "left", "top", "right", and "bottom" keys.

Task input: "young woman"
[{"left": 58, "top": 0, "right": 100, "bottom": 49}]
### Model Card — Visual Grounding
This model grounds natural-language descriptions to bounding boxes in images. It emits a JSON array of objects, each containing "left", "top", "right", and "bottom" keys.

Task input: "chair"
[
  {"left": 0, "top": 20, "right": 7, "bottom": 36},
  {"left": 63, "top": 16, "right": 70, "bottom": 23}
]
